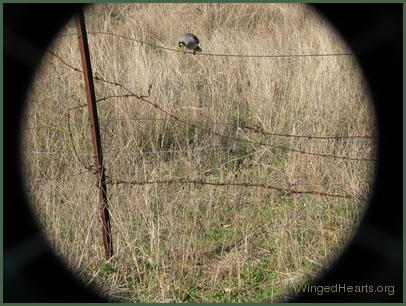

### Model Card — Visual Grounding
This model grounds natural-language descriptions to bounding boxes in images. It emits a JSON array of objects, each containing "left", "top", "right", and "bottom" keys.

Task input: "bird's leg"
[{"left": 193, "top": 49, "right": 196, "bottom": 55}]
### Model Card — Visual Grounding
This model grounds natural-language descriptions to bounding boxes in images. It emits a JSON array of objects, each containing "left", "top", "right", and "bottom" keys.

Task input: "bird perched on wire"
[{"left": 178, "top": 33, "right": 202, "bottom": 55}]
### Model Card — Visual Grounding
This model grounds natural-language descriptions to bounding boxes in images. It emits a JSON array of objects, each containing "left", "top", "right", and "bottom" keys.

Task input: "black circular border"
[{"left": 4, "top": 4, "right": 402, "bottom": 302}]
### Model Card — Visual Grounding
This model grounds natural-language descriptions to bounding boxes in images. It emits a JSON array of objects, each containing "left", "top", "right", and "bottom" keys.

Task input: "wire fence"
[
  {"left": 23, "top": 138, "right": 372, "bottom": 157},
  {"left": 59, "top": 31, "right": 355, "bottom": 59},
  {"left": 24, "top": 30, "right": 376, "bottom": 202}
]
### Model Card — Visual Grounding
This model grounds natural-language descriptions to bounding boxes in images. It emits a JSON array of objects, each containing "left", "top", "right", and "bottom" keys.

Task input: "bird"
[{"left": 178, "top": 33, "right": 202, "bottom": 55}]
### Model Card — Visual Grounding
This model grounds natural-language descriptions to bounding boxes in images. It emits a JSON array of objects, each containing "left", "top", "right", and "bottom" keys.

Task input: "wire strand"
[{"left": 58, "top": 31, "right": 354, "bottom": 59}]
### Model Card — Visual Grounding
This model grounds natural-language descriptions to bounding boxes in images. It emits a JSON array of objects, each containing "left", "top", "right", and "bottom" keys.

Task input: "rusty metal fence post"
[{"left": 76, "top": 9, "right": 113, "bottom": 260}]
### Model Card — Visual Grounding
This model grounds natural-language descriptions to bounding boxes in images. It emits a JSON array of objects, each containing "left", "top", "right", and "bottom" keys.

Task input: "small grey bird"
[{"left": 178, "top": 33, "right": 202, "bottom": 55}]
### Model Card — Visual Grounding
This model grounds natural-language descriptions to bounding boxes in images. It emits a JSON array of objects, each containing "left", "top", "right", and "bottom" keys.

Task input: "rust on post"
[{"left": 75, "top": 9, "right": 113, "bottom": 260}]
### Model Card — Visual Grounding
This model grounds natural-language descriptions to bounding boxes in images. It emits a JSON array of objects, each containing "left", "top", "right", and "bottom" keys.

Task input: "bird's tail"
[{"left": 195, "top": 46, "right": 202, "bottom": 52}]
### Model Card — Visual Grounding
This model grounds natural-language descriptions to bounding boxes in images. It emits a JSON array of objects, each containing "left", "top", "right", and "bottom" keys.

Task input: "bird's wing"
[{"left": 186, "top": 33, "right": 199, "bottom": 44}]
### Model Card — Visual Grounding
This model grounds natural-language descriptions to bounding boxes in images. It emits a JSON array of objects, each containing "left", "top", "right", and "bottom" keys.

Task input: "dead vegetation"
[{"left": 22, "top": 3, "right": 376, "bottom": 302}]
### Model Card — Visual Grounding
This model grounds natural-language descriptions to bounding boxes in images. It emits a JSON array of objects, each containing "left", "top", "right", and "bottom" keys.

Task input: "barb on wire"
[
  {"left": 107, "top": 177, "right": 365, "bottom": 200},
  {"left": 97, "top": 94, "right": 135, "bottom": 104},
  {"left": 46, "top": 49, "right": 82, "bottom": 73}
]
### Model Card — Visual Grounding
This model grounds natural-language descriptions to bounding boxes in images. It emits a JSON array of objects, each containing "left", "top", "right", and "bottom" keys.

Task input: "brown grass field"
[{"left": 22, "top": 3, "right": 376, "bottom": 302}]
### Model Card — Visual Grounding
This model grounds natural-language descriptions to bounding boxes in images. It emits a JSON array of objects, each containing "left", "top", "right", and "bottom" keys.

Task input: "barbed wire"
[
  {"left": 242, "top": 125, "right": 374, "bottom": 140},
  {"left": 59, "top": 31, "right": 354, "bottom": 59},
  {"left": 45, "top": 49, "right": 375, "bottom": 162},
  {"left": 72, "top": 93, "right": 376, "bottom": 161},
  {"left": 23, "top": 145, "right": 250, "bottom": 157},
  {"left": 23, "top": 117, "right": 374, "bottom": 140},
  {"left": 22, "top": 117, "right": 232, "bottom": 130},
  {"left": 28, "top": 44, "right": 374, "bottom": 201},
  {"left": 106, "top": 177, "right": 365, "bottom": 200},
  {"left": 23, "top": 137, "right": 372, "bottom": 157},
  {"left": 26, "top": 169, "right": 364, "bottom": 200}
]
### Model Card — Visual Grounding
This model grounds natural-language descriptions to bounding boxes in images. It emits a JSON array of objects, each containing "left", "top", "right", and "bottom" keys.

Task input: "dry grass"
[{"left": 22, "top": 3, "right": 376, "bottom": 302}]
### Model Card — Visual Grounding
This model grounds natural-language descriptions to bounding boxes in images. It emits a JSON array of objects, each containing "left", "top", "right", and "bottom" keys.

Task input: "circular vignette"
[
  {"left": 290, "top": 4, "right": 402, "bottom": 302},
  {"left": 4, "top": 3, "right": 402, "bottom": 302}
]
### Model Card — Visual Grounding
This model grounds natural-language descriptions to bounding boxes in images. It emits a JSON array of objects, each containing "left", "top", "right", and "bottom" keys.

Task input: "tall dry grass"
[{"left": 22, "top": 3, "right": 376, "bottom": 302}]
